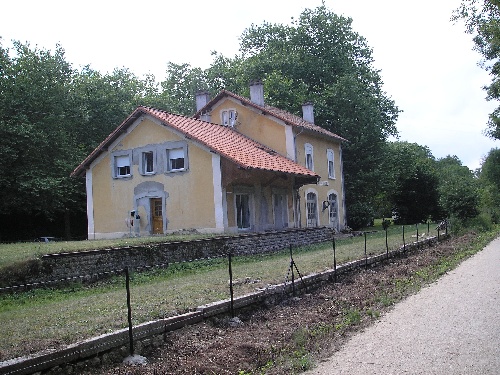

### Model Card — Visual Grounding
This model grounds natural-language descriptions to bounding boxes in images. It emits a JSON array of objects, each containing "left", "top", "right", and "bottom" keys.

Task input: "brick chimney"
[
  {"left": 249, "top": 80, "right": 264, "bottom": 106},
  {"left": 302, "top": 102, "right": 314, "bottom": 124},
  {"left": 195, "top": 91, "right": 211, "bottom": 122}
]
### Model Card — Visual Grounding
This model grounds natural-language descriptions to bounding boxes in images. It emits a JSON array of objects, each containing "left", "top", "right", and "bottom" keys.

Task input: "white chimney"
[
  {"left": 195, "top": 91, "right": 211, "bottom": 122},
  {"left": 249, "top": 80, "right": 264, "bottom": 106},
  {"left": 302, "top": 102, "right": 314, "bottom": 124}
]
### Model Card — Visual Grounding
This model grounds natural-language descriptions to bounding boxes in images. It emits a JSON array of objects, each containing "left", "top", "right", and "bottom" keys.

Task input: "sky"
[{"left": 1, "top": 0, "right": 498, "bottom": 170}]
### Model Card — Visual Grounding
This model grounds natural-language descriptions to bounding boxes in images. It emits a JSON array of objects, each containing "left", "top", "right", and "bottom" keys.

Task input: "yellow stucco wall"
[
  {"left": 90, "top": 117, "right": 217, "bottom": 238},
  {"left": 212, "top": 99, "right": 289, "bottom": 157},
  {"left": 295, "top": 133, "right": 345, "bottom": 229}
]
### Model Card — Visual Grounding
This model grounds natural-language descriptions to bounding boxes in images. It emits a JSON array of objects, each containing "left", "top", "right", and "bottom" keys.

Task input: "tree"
[
  {"left": 160, "top": 5, "right": 401, "bottom": 229},
  {"left": 435, "top": 156, "right": 480, "bottom": 221},
  {"left": 384, "top": 142, "right": 440, "bottom": 224},
  {"left": 478, "top": 148, "right": 500, "bottom": 222},
  {"left": 0, "top": 41, "right": 164, "bottom": 240},
  {"left": 454, "top": 0, "right": 500, "bottom": 139}
]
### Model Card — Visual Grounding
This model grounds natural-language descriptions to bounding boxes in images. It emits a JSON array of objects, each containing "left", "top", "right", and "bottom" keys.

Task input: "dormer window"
[{"left": 221, "top": 110, "right": 237, "bottom": 126}]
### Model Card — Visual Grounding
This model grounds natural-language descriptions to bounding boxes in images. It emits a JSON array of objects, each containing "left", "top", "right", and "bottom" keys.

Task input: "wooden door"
[{"left": 151, "top": 198, "right": 163, "bottom": 234}]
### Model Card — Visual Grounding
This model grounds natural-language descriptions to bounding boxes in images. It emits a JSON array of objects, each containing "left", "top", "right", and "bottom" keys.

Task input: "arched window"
[
  {"left": 328, "top": 192, "right": 339, "bottom": 230},
  {"left": 306, "top": 191, "right": 318, "bottom": 227}
]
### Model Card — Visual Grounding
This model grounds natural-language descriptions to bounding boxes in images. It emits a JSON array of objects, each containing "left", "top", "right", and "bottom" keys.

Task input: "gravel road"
[{"left": 304, "top": 236, "right": 500, "bottom": 375}]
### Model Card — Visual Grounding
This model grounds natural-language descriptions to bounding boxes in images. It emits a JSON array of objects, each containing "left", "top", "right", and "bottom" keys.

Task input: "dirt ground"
[{"left": 94, "top": 234, "right": 476, "bottom": 375}]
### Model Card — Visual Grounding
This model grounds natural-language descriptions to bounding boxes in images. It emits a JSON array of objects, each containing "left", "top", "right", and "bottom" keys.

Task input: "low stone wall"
[
  {"left": 0, "top": 236, "right": 443, "bottom": 375},
  {"left": 1, "top": 227, "right": 335, "bottom": 292}
]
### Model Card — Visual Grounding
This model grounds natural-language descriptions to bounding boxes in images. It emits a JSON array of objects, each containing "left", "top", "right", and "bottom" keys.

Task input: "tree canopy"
[
  {"left": 161, "top": 6, "right": 401, "bottom": 229},
  {"left": 0, "top": 40, "right": 166, "bottom": 240},
  {"left": 454, "top": 0, "right": 500, "bottom": 139}
]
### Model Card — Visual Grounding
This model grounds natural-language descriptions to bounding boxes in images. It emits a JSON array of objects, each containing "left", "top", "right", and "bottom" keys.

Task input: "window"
[
  {"left": 142, "top": 151, "right": 155, "bottom": 175},
  {"left": 328, "top": 192, "right": 338, "bottom": 228},
  {"left": 327, "top": 149, "right": 335, "bottom": 179},
  {"left": 167, "top": 147, "right": 185, "bottom": 172},
  {"left": 221, "top": 110, "right": 237, "bottom": 126},
  {"left": 306, "top": 191, "right": 318, "bottom": 227},
  {"left": 115, "top": 155, "right": 131, "bottom": 177},
  {"left": 236, "top": 194, "right": 251, "bottom": 229},
  {"left": 305, "top": 143, "right": 314, "bottom": 171}
]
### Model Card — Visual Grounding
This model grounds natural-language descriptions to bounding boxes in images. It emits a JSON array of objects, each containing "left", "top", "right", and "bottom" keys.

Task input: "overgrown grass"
[
  {"left": 0, "top": 222, "right": 450, "bottom": 361},
  {"left": 260, "top": 226, "right": 499, "bottom": 375}
]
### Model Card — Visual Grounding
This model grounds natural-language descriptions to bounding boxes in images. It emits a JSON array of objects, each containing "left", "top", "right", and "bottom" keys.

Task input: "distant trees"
[
  {"left": 454, "top": 0, "right": 500, "bottom": 140},
  {"left": 1, "top": 4, "right": 497, "bottom": 240},
  {"left": 0, "top": 40, "right": 166, "bottom": 240},
  {"left": 382, "top": 142, "right": 440, "bottom": 224}
]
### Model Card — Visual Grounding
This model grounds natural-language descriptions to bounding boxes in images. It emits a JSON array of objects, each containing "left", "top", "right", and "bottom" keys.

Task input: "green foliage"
[
  {"left": 384, "top": 142, "right": 440, "bottom": 224},
  {"left": 436, "top": 155, "right": 480, "bottom": 221},
  {"left": 454, "top": 0, "right": 500, "bottom": 140},
  {"left": 0, "top": 40, "right": 167, "bottom": 240},
  {"left": 479, "top": 148, "right": 500, "bottom": 223}
]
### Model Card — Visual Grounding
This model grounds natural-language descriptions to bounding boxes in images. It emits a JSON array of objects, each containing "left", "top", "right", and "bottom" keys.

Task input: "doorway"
[{"left": 151, "top": 198, "right": 163, "bottom": 234}]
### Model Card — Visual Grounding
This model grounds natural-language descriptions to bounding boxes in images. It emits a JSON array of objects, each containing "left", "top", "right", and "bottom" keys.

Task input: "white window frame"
[
  {"left": 221, "top": 109, "right": 237, "bottom": 127},
  {"left": 305, "top": 188, "right": 318, "bottom": 227},
  {"left": 140, "top": 150, "right": 156, "bottom": 175},
  {"left": 166, "top": 146, "right": 187, "bottom": 173},
  {"left": 328, "top": 191, "right": 339, "bottom": 228},
  {"left": 327, "top": 148, "right": 335, "bottom": 179},
  {"left": 112, "top": 151, "right": 132, "bottom": 179},
  {"left": 305, "top": 143, "right": 314, "bottom": 171}
]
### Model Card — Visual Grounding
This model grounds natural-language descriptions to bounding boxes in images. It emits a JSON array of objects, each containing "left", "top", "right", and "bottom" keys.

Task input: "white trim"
[
  {"left": 212, "top": 153, "right": 224, "bottom": 230},
  {"left": 327, "top": 148, "right": 335, "bottom": 179},
  {"left": 339, "top": 143, "right": 347, "bottom": 228},
  {"left": 305, "top": 143, "right": 314, "bottom": 171},
  {"left": 86, "top": 169, "right": 95, "bottom": 239},
  {"left": 285, "top": 125, "right": 295, "bottom": 160},
  {"left": 305, "top": 187, "right": 319, "bottom": 227}
]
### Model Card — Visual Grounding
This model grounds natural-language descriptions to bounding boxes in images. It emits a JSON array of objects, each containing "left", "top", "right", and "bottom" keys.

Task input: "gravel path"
[{"left": 304, "top": 236, "right": 500, "bottom": 375}]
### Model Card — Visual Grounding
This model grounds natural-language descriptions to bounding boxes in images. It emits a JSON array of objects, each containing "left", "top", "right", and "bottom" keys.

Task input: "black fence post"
[
  {"left": 385, "top": 227, "right": 389, "bottom": 259},
  {"left": 290, "top": 244, "right": 295, "bottom": 296},
  {"left": 125, "top": 267, "right": 134, "bottom": 356},
  {"left": 364, "top": 232, "right": 367, "bottom": 269},
  {"left": 332, "top": 235, "right": 337, "bottom": 282},
  {"left": 416, "top": 224, "right": 419, "bottom": 248},
  {"left": 427, "top": 220, "right": 430, "bottom": 235},
  {"left": 402, "top": 225, "right": 406, "bottom": 252},
  {"left": 228, "top": 252, "right": 235, "bottom": 318}
]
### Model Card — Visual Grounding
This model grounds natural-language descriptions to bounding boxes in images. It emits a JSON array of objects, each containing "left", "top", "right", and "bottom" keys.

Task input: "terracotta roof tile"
[
  {"left": 143, "top": 107, "right": 318, "bottom": 178},
  {"left": 71, "top": 106, "right": 319, "bottom": 182},
  {"left": 195, "top": 90, "right": 347, "bottom": 142}
]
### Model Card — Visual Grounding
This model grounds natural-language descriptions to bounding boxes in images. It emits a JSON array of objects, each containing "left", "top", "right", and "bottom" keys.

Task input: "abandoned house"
[{"left": 71, "top": 81, "right": 347, "bottom": 239}]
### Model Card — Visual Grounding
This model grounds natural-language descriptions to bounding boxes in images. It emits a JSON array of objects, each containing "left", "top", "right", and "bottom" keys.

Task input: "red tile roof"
[
  {"left": 71, "top": 106, "right": 319, "bottom": 182},
  {"left": 194, "top": 90, "right": 347, "bottom": 142}
]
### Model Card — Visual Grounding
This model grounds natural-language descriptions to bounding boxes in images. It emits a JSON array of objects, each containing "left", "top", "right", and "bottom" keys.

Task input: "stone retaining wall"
[{"left": 1, "top": 227, "right": 334, "bottom": 292}]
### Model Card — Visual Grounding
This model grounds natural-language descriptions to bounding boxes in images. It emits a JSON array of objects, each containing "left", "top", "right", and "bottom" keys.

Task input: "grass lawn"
[{"left": 0, "top": 223, "right": 439, "bottom": 361}]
